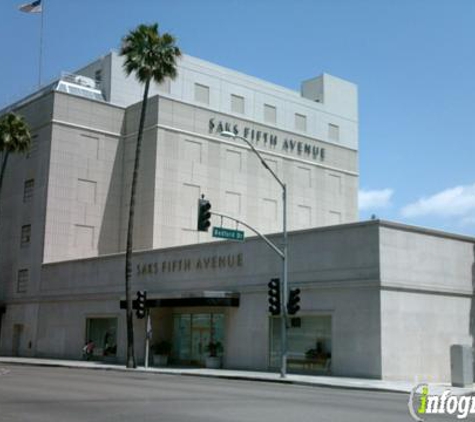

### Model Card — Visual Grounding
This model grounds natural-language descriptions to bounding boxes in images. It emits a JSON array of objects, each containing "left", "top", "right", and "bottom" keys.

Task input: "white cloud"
[
  {"left": 359, "top": 188, "right": 393, "bottom": 210},
  {"left": 401, "top": 183, "right": 475, "bottom": 218}
]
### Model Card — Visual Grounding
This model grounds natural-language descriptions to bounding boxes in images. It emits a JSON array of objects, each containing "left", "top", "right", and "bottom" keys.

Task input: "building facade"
[
  {"left": 1, "top": 52, "right": 472, "bottom": 382},
  {"left": 0, "top": 51, "right": 358, "bottom": 364},
  {"left": 3, "top": 217, "right": 474, "bottom": 382},
  {"left": 2, "top": 51, "right": 358, "bottom": 264}
]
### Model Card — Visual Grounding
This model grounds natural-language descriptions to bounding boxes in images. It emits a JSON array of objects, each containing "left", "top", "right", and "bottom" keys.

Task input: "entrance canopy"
[{"left": 120, "top": 291, "right": 239, "bottom": 309}]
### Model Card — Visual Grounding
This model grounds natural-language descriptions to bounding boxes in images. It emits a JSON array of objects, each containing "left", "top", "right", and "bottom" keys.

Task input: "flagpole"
[{"left": 38, "top": 0, "right": 45, "bottom": 88}]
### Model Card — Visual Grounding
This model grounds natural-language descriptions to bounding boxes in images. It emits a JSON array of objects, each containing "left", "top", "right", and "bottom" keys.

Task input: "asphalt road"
[{"left": 0, "top": 364, "right": 453, "bottom": 421}]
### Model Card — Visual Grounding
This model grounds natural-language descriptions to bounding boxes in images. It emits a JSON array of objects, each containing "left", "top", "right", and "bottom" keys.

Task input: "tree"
[
  {"left": 0, "top": 112, "right": 31, "bottom": 198},
  {"left": 119, "top": 23, "right": 181, "bottom": 368}
]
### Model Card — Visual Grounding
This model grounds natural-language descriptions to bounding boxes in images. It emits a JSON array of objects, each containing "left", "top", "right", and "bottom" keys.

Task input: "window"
[
  {"left": 225, "top": 191, "right": 241, "bottom": 215},
  {"left": 328, "top": 123, "right": 340, "bottom": 142},
  {"left": 182, "top": 184, "right": 200, "bottom": 230},
  {"left": 77, "top": 179, "right": 97, "bottom": 204},
  {"left": 80, "top": 134, "right": 99, "bottom": 159},
  {"left": 270, "top": 315, "right": 332, "bottom": 373},
  {"left": 23, "top": 179, "right": 34, "bottom": 203},
  {"left": 297, "top": 205, "right": 311, "bottom": 228},
  {"left": 328, "top": 173, "right": 342, "bottom": 195},
  {"left": 85, "top": 317, "right": 118, "bottom": 358},
  {"left": 27, "top": 135, "right": 38, "bottom": 159},
  {"left": 94, "top": 69, "right": 102, "bottom": 87},
  {"left": 262, "top": 198, "right": 278, "bottom": 232},
  {"left": 17, "top": 269, "right": 29, "bottom": 293},
  {"left": 231, "top": 94, "right": 245, "bottom": 114},
  {"left": 74, "top": 225, "right": 94, "bottom": 248},
  {"left": 184, "top": 140, "right": 202, "bottom": 164},
  {"left": 20, "top": 225, "right": 31, "bottom": 247},
  {"left": 158, "top": 79, "right": 171, "bottom": 94},
  {"left": 296, "top": 166, "right": 312, "bottom": 188},
  {"left": 264, "top": 104, "right": 276, "bottom": 124},
  {"left": 328, "top": 211, "right": 342, "bottom": 225},
  {"left": 295, "top": 113, "right": 307, "bottom": 132},
  {"left": 226, "top": 149, "right": 242, "bottom": 172},
  {"left": 194, "top": 83, "right": 210, "bottom": 105}
]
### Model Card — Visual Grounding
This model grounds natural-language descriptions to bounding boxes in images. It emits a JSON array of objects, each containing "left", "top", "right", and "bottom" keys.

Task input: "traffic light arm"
[
  {"left": 211, "top": 210, "right": 284, "bottom": 260},
  {"left": 220, "top": 131, "right": 285, "bottom": 191}
]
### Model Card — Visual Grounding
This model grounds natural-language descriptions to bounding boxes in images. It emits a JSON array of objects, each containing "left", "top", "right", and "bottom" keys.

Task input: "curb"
[
  {"left": 171, "top": 372, "right": 410, "bottom": 394},
  {"left": 0, "top": 358, "right": 411, "bottom": 395}
]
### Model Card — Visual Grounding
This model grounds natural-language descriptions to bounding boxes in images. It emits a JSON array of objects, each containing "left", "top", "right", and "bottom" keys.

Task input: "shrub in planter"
[
  {"left": 205, "top": 341, "right": 223, "bottom": 357},
  {"left": 152, "top": 340, "right": 172, "bottom": 366},
  {"left": 205, "top": 341, "right": 223, "bottom": 369}
]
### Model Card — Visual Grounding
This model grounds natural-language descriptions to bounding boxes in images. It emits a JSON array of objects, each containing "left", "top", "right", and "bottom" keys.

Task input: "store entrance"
[{"left": 172, "top": 313, "right": 224, "bottom": 366}]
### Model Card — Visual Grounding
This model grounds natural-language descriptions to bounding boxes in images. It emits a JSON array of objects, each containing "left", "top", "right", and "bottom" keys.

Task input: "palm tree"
[
  {"left": 119, "top": 23, "right": 181, "bottom": 368},
  {"left": 0, "top": 112, "right": 31, "bottom": 198}
]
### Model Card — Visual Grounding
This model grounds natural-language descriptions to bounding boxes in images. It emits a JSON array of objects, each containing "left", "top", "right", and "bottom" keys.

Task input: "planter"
[
  {"left": 153, "top": 354, "right": 169, "bottom": 366},
  {"left": 103, "top": 356, "right": 117, "bottom": 364},
  {"left": 205, "top": 356, "right": 222, "bottom": 369}
]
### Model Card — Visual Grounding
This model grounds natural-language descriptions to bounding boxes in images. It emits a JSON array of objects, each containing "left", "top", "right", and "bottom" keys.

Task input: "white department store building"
[{"left": 0, "top": 51, "right": 472, "bottom": 382}]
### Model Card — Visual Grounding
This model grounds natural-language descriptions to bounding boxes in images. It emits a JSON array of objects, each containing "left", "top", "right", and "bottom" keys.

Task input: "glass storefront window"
[
  {"left": 270, "top": 315, "right": 332, "bottom": 373},
  {"left": 173, "top": 314, "right": 192, "bottom": 361},
  {"left": 172, "top": 313, "right": 224, "bottom": 365},
  {"left": 85, "top": 317, "right": 118, "bottom": 358}
]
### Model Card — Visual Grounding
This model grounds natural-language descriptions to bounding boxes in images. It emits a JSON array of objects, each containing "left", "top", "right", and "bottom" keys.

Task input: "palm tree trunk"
[
  {"left": 125, "top": 77, "right": 151, "bottom": 368},
  {"left": 0, "top": 151, "right": 10, "bottom": 199}
]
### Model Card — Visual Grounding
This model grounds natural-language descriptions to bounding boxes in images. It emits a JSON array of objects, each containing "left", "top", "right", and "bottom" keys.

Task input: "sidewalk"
[{"left": 0, "top": 357, "right": 468, "bottom": 395}]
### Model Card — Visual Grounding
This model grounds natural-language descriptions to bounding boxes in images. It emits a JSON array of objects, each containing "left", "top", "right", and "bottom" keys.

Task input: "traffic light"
[
  {"left": 197, "top": 197, "right": 212, "bottom": 232},
  {"left": 136, "top": 290, "right": 147, "bottom": 319},
  {"left": 268, "top": 278, "right": 281, "bottom": 316},
  {"left": 287, "top": 288, "right": 301, "bottom": 315}
]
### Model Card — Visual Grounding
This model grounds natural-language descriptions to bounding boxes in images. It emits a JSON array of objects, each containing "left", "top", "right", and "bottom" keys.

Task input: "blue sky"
[{"left": 1, "top": 0, "right": 475, "bottom": 235}]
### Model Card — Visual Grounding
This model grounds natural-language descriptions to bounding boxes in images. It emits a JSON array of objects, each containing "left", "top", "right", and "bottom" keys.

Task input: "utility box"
[{"left": 451, "top": 345, "right": 473, "bottom": 387}]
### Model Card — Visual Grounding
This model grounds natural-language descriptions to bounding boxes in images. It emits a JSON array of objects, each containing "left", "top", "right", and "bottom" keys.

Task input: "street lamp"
[{"left": 220, "top": 130, "right": 289, "bottom": 378}]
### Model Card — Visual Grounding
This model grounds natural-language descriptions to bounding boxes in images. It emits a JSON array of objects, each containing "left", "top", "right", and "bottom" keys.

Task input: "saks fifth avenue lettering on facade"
[
  {"left": 209, "top": 118, "right": 325, "bottom": 161},
  {"left": 136, "top": 253, "right": 243, "bottom": 276}
]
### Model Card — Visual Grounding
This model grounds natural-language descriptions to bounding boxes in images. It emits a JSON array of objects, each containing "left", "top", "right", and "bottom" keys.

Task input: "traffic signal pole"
[
  {"left": 219, "top": 130, "right": 289, "bottom": 378},
  {"left": 144, "top": 309, "right": 150, "bottom": 369},
  {"left": 281, "top": 184, "right": 288, "bottom": 378},
  {"left": 212, "top": 208, "right": 288, "bottom": 377}
]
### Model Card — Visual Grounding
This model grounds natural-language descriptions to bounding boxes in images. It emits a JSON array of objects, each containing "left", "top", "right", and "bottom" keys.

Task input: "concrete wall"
[
  {"left": 379, "top": 223, "right": 475, "bottom": 381},
  {"left": 79, "top": 52, "right": 358, "bottom": 151},
  {"left": 380, "top": 290, "right": 471, "bottom": 382},
  {"left": 119, "top": 96, "right": 159, "bottom": 251},
  {"left": 20, "top": 222, "right": 382, "bottom": 377},
  {"left": 153, "top": 95, "right": 358, "bottom": 249},
  {"left": 1, "top": 51, "right": 359, "bottom": 268},
  {"left": 43, "top": 92, "right": 125, "bottom": 262},
  {"left": 0, "top": 93, "right": 54, "bottom": 328},
  {"left": 75, "top": 53, "right": 113, "bottom": 102}
]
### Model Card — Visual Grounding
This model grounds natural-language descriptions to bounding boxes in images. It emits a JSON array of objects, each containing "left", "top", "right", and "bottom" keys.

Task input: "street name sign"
[{"left": 212, "top": 227, "right": 245, "bottom": 241}]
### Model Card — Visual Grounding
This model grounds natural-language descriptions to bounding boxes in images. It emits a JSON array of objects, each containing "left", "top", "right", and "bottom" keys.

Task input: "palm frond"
[
  {"left": 119, "top": 23, "right": 181, "bottom": 85},
  {"left": 0, "top": 113, "right": 31, "bottom": 154}
]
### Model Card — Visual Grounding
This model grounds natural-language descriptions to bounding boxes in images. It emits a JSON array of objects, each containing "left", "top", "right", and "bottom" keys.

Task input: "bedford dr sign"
[
  {"left": 212, "top": 227, "right": 245, "bottom": 241},
  {"left": 209, "top": 118, "right": 325, "bottom": 162}
]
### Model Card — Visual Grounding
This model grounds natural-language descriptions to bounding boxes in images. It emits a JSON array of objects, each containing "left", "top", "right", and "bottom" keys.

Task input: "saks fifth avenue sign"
[
  {"left": 136, "top": 253, "right": 243, "bottom": 276},
  {"left": 209, "top": 118, "right": 325, "bottom": 161}
]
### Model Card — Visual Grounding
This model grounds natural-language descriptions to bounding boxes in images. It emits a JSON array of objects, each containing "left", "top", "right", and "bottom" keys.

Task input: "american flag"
[{"left": 18, "top": 0, "right": 42, "bottom": 13}]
